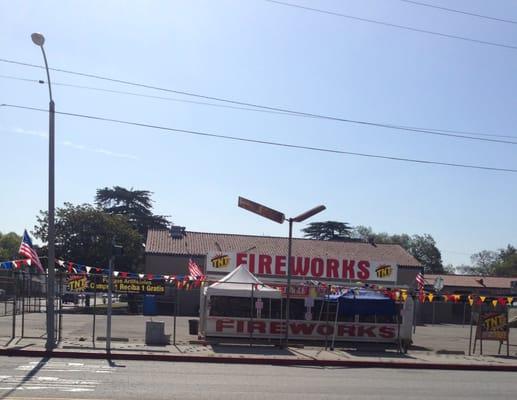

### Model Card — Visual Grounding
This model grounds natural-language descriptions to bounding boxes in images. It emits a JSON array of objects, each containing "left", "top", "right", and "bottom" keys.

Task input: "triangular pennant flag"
[
  {"left": 497, "top": 297, "right": 507, "bottom": 306},
  {"left": 120, "top": 271, "right": 128, "bottom": 278},
  {"left": 443, "top": 294, "right": 448, "bottom": 302},
  {"left": 147, "top": 274, "right": 154, "bottom": 280},
  {"left": 163, "top": 275, "right": 170, "bottom": 281},
  {"left": 401, "top": 292, "right": 408, "bottom": 301},
  {"left": 453, "top": 294, "right": 461, "bottom": 302},
  {"left": 57, "top": 259, "right": 65, "bottom": 267},
  {"left": 85, "top": 266, "right": 92, "bottom": 274},
  {"left": 468, "top": 297, "right": 474, "bottom": 306},
  {"left": 479, "top": 296, "right": 486, "bottom": 303},
  {"left": 13, "top": 260, "right": 20, "bottom": 269},
  {"left": 26, "top": 259, "right": 32, "bottom": 266},
  {"left": 428, "top": 293, "right": 434, "bottom": 303},
  {"left": 138, "top": 273, "right": 144, "bottom": 279},
  {"left": 113, "top": 271, "right": 120, "bottom": 277},
  {"left": 491, "top": 299, "right": 498, "bottom": 308},
  {"left": 507, "top": 297, "right": 514, "bottom": 305}
]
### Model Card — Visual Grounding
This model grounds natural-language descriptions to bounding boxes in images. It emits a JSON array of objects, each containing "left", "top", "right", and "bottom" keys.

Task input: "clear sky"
[{"left": 1, "top": 0, "right": 516, "bottom": 267}]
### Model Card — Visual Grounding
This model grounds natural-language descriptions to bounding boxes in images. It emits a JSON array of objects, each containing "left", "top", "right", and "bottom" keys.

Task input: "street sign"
[{"left": 238, "top": 196, "right": 285, "bottom": 224}]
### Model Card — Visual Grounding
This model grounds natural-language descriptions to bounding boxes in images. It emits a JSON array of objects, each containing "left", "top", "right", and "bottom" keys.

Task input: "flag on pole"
[
  {"left": 188, "top": 258, "right": 204, "bottom": 279},
  {"left": 19, "top": 229, "right": 44, "bottom": 273},
  {"left": 416, "top": 271, "right": 425, "bottom": 291}
]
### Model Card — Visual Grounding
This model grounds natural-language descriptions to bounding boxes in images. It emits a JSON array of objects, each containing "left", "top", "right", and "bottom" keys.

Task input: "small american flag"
[
  {"left": 416, "top": 271, "right": 425, "bottom": 291},
  {"left": 19, "top": 230, "right": 44, "bottom": 273},
  {"left": 188, "top": 258, "right": 204, "bottom": 279}
]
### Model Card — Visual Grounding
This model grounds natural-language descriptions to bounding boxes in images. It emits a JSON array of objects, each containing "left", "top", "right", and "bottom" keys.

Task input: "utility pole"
[{"left": 30, "top": 32, "right": 56, "bottom": 352}]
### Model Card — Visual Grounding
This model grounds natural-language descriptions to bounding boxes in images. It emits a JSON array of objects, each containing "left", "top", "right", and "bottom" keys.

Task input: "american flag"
[
  {"left": 19, "top": 230, "right": 44, "bottom": 273},
  {"left": 188, "top": 258, "right": 204, "bottom": 279},
  {"left": 416, "top": 271, "right": 425, "bottom": 291}
]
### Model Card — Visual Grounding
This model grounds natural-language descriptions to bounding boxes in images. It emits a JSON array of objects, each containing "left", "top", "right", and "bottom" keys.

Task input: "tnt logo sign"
[
  {"left": 211, "top": 254, "right": 230, "bottom": 269},
  {"left": 376, "top": 264, "right": 393, "bottom": 279}
]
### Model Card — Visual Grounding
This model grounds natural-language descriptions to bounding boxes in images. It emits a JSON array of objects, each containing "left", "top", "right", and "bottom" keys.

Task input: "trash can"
[
  {"left": 143, "top": 295, "right": 157, "bottom": 316},
  {"left": 145, "top": 320, "right": 169, "bottom": 345},
  {"left": 188, "top": 319, "right": 199, "bottom": 335}
]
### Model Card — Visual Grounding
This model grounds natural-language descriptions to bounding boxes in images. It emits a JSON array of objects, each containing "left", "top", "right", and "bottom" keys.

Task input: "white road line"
[{"left": 2, "top": 361, "right": 112, "bottom": 395}]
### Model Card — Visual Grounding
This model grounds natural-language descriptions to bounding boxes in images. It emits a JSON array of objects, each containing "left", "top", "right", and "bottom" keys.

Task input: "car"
[{"left": 61, "top": 293, "right": 79, "bottom": 304}]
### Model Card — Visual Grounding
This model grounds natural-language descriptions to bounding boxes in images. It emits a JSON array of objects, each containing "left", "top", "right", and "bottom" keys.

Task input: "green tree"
[
  {"left": 95, "top": 186, "right": 170, "bottom": 238},
  {"left": 408, "top": 234, "right": 443, "bottom": 274},
  {"left": 302, "top": 221, "right": 353, "bottom": 241},
  {"left": 0, "top": 231, "right": 22, "bottom": 261},
  {"left": 353, "top": 226, "right": 444, "bottom": 273},
  {"left": 34, "top": 203, "right": 143, "bottom": 271},
  {"left": 489, "top": 245, "right": 517, "bottom": 276},
  {"left": 469, "top": 250, "right": 498, "bottom": 275}
]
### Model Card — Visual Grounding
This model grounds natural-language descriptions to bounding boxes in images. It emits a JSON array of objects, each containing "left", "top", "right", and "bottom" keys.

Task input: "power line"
[
  {"left": 264, "top": 0, "right": 517, "bottom": 51},
  {"left": 2, "top": 103, "right": 516, "bottom": 173},
  {"left": 0, "top": 74, "right": 293, "bottom": 117},
  {"left": 399, "top": 0, "right": 517, "bottom": 25},
  {"left": 1, "top": 64, "right": 516, "bottom": 143}
]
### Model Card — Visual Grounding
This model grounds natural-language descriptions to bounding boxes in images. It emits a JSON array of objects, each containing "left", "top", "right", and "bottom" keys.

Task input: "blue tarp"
[{"left": 326, "top": 289, "right": 397, "bottom": 316}]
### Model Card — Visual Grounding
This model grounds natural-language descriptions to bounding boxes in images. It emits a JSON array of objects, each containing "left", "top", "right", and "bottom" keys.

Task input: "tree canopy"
[
  {"left": 33, "top": 203, "right": 143, "bottom": 271},
  {"left": 464, "top": 245, "right": 517, "bottom": 276},
  {"left": 0, "top": 231, "right": 22, "bottom": 261},
  {"left": 302, "top": 221, "right": 353, "bottom": 241},
  {"left": 95, "top": 186, "right": 170, "bottom": 238},
  {"left": 353, "top": 226, "right": 444, "bottom": 274}
]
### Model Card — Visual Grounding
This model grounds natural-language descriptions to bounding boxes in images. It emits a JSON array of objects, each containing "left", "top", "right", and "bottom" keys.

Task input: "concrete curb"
[{"left": 1, "top": 348, "right": 517, "bottom": 372}]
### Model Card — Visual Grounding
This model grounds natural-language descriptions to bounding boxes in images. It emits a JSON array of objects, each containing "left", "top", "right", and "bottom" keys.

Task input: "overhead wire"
[
  {"left": 0, "top": 74, "right": 294, "bottom": 117},
  {"left": 1, "top": 103, "right": 516, "bottom": 173},
  {"left": 1, "top": 65, "right": 516, "bottom": 143},
  {"left": 398, "top": 0, "right": 517, "bottom": 25},
  {"left": 263, "top": 0, "right": 517, "bottom": 51}
]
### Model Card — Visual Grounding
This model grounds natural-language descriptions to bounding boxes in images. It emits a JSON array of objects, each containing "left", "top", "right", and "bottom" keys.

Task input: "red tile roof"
[
  {"left": 425, "top": 274, "right": 516, "bottom": 289},
  {"left": 146, "top": 230, "right": 421, "bottom": 266}
]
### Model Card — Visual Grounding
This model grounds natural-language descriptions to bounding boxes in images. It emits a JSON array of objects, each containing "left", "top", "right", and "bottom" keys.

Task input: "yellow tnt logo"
[
  {"left": 376, "top": 265, "right": 392, "bottom": 279},
  {"left": 211, "top": 254, "right": 230, "bottom": 269}
]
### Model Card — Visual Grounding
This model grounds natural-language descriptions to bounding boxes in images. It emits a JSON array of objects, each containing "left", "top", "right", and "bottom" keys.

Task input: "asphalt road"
[{"left": 0, "top": 357, "right": 516, "bottom": 400}]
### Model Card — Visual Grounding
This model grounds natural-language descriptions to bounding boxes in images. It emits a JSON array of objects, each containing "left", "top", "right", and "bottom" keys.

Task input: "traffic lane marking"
[{"left": 0, "top": 398, "right": 108, "bottom": 400}]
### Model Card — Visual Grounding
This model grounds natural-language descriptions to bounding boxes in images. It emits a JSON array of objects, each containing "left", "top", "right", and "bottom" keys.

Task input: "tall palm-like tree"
[
  {"left": 95, "top": 186, "right": 170, "bottom": 238},
  {"left": 302, "top": 221, "right": 353, "bottom": 241}
]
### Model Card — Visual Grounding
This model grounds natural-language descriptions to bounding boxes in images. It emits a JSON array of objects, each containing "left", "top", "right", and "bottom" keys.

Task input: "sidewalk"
[{"left": 1, "top": 314, "right": 517, "bottom": 371}]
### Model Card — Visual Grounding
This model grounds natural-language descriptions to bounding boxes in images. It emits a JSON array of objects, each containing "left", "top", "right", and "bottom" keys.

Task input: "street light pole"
[
  {"left": 31, "top": 32, "right": 55, "bottom": 351},
  {"left": 238, "top": 197, "right": 325, "bottom": 347},
  {"left": 284, "top": 205, "right": 326, "bottom": 345},
  {"left": 285, "top": 218, "right": 293, "bottom": 344}
]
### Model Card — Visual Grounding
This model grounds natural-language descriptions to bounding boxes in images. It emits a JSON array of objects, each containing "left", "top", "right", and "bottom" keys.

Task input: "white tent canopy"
[{"left": 205, "top": 264, "right": 282, "bottom": 299}]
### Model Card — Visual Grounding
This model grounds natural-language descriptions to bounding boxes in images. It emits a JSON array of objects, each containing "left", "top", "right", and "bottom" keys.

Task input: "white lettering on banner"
[
  {"left": 206, "top": 317, "right": 398, "bottom": 342},
  {"left": 206, "top": 252, "right": 398, "bottom": 282}
]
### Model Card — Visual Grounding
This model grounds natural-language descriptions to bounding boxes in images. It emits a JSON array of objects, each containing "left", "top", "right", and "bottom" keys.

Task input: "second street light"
[
  {"left": 31, "top": 32, "right": 56, "bottom": 351},
  {"left": 238, "top": 197, "right": 326, "bottom": 345}
]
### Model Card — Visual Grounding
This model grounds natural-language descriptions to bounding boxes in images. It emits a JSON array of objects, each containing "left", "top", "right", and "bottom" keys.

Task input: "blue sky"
[{"left": 1, "top": 0, "right": 516, "bottom": 267}]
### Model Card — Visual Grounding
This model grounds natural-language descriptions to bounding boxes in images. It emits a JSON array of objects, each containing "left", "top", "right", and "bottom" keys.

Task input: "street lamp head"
[
  {"left": 292, "top": 205, "right": 326, "bottom": 223},
  {"left": 31, "top": 32, "right": 45, "bottom": 46}
]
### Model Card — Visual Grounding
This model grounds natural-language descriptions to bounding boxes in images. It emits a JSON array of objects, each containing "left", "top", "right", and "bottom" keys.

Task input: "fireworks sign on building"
[{"left": 206, "top": 251, "right": 398, "bottom": 283}]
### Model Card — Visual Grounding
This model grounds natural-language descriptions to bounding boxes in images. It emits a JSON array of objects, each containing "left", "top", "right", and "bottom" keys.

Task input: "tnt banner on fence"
[{"left": 67, "top": 274, "right": 165, "bottom": 295}]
